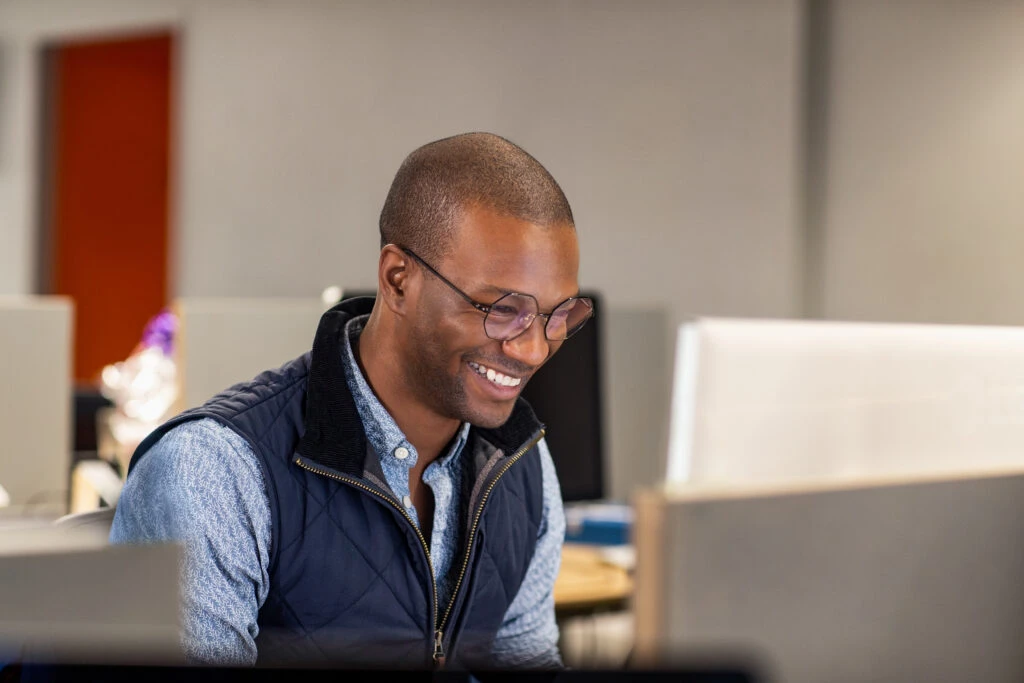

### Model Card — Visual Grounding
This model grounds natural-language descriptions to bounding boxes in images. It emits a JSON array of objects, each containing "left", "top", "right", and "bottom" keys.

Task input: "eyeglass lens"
[{"left": 484, "top": 294, "right": 593, "bottom": 341}]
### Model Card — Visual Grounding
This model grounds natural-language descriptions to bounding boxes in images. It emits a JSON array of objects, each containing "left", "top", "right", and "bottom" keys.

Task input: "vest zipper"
[
  {"left": 433, "top": 629, "right": 446, "bottom": 667},
  {"left": 292, "top": 457, "right": 441, "bottom": 664},
  {"left": 293, "top": 427, "right": 544, "bottom": 667},
  {"left": 435, "top": 429, "right": 545, "bottom": 656}
]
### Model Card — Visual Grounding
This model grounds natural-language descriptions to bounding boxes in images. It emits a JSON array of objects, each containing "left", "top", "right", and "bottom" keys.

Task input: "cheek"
[{"left": 422, "top": 308, "right": 488, "bottom": 365}]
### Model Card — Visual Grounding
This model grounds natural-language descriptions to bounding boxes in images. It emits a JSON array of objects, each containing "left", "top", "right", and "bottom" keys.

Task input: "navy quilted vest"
[{"left": 129, "top": 298, "right": 546, "bottom": 669}]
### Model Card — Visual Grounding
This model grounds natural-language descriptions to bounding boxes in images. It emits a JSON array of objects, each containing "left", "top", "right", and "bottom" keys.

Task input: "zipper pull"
[{"left": 433, "top": 629, "right": 446, "bottom": 667}]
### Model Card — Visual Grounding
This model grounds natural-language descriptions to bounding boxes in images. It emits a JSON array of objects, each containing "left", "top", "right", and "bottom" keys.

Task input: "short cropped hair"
[{"left": 379, "top": 133, "right": 574, "bottom": 264}]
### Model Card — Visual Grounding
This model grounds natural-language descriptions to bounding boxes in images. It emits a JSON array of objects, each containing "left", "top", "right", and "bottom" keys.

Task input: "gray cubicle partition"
[
  {"left": 634, "top": 471, "right": 1024, "bottom": 683},
  {"left": 603, "top": 305, "right": 672, "bottom": 501},
  {"left": 0, "top": 297, "right": 72, "bottom": 514},
  {"left": 172, "top": 297, "right": 329, "bottom": 411},
  {"left": 0, "top": 525, "right": 181, "bottom": 663}
]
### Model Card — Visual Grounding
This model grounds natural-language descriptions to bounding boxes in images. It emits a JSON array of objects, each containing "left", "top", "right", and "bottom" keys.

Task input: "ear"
[{"left": 377, "top": 244, "right": 415, "bottom": 316}]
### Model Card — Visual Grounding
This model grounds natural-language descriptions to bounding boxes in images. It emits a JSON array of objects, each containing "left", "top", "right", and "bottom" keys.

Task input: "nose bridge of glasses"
[{"left": 501, "top": 312, "right": 551, "bottom": 364}]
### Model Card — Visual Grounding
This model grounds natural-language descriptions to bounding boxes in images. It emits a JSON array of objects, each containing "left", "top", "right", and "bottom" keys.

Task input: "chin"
[{"left": 461, "top": 402, "right": 517, "bottom": 430}]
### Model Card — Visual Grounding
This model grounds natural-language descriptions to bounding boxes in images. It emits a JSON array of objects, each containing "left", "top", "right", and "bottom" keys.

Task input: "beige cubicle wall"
[
  {"left": 172, "top": 297, "right": 330, "bottom": 412},
  {"left": 634, "top": 469, "right": 1024, "bottom": 683},
  {"left": 0, "top": 297, "right": 72, "bottom": 516}
]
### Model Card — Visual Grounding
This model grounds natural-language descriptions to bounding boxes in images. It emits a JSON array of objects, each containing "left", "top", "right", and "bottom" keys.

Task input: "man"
[{"left": 111, "top": 133, "right": 594, "bottom": 670}]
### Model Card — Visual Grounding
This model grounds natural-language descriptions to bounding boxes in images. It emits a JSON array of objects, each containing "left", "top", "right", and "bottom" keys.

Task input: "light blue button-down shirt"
[{"left": 111, "top": 314, "right": 565, "bottom": 667}]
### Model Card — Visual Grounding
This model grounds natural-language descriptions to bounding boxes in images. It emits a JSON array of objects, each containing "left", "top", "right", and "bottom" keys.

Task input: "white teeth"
[{"left": 469, "top": 361, "right": 522, "bottom": 388}]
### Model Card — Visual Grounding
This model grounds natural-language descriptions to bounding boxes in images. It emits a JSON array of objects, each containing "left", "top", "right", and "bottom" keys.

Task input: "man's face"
[{"left": 403, "top": 205, "right": 580, "bottom": 430}]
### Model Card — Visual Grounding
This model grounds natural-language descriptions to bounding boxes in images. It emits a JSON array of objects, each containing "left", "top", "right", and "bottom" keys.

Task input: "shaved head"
[{"left": 379, "top": 132, "right": 574, "bottom": 264}]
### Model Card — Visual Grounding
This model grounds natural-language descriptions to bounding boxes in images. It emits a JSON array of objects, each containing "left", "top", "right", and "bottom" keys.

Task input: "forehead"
[{"left": 444, "top": 205, "right": 579, "bottom": 306}]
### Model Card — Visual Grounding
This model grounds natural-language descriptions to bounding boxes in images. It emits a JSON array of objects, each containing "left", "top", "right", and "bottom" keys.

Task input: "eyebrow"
[
  {"left": 479, "top": 282, "right": 583, "bottom": 308},
  {"left": 479, "top": 283, "right": 515, "bottom": 298}
]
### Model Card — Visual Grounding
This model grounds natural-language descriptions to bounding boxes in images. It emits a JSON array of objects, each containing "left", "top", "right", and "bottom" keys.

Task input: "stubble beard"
[{"left": 407, "top": 337, "right": 515, "bottom": 430}]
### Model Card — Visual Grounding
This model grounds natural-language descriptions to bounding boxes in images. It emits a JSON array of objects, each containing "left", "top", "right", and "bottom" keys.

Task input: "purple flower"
[{"left": 141, "top": 309, "right": 178, "bottom": 356}]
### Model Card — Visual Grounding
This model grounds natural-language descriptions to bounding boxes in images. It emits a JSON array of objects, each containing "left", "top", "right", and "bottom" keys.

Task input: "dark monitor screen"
[
  {"left": 519, "top": 292, "right": 604, "bottom": 502},
  {"left": 341, "top": 290, "right": 605, "bottom": 502}
]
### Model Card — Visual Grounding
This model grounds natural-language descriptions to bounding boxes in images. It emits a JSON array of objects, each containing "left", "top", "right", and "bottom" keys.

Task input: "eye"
[
  {"left": 488, "top": 304, "right": 519, "bottom": 320},
  {"left": 549, "top": 307, "right": 571, "bottom": 324}
]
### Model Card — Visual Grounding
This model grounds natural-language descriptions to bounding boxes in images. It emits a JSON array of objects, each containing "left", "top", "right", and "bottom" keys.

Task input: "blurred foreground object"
[
  {"left": 634, "top": 470, "right": 1024, "bottom": 683},
  {"left": 0, "top": 523, "right": 181, "bottom": 665}
]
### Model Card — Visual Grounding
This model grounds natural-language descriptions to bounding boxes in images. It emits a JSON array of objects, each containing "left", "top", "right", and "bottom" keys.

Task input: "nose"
[{"left": 501, "top": 317, "right": 551, "bottom": 369}]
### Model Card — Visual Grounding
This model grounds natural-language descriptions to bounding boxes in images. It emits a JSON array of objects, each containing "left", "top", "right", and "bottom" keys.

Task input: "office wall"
[
  {"left": 1, "top": 0, "right": 803, "bottom": 313},
  {"left": 174, "top": 0, "right": 803, "bottom": 321},
  {"left": 178, "top": 0, "right": 804, "bottom": 499},
  {"left": 0, "top": 0, "right": 803, "bottom": 498},
  {"left": 818, "top": 0, "right": 1024, "bottom": 325}
]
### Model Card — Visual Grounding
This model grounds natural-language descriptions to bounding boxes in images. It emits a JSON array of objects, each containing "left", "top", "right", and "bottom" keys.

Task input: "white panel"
[
  {"left": 0, "top": 296, "right": 72, "bottom": 512},
  {"left": 667, "top": 317, "right": 1024, "bottom": 486}
]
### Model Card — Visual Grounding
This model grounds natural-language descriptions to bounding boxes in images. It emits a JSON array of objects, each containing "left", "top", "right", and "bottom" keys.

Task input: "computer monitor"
[
  {"left": 521, "top": 293, "right": 604, "bottom": 501},
  {"left": 0, "top": 297, "right": 72, "bottom": 516},
  {"left": 665, "top": 317, "right": 1024, "bottom": 487},
  {"left": 341, "top": 291, "right": 606, "bottom": 501},
  {"left": 634, "top": 469, "right": 1024, "bottom": 683}
]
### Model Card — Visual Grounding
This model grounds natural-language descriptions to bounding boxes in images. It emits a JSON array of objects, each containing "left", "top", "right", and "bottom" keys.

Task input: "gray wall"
[
  {"left": 0, "top": 0, "right": 804, "bottom": 322},
  {"left": 175, "top": 0, "right": 803, "bottom": 323},
  {"left": 817, "top": 0, "right": 1024, "bottom": 325},
  {"left": 7, "top": 1, "right": 1022, "bottom": 497},
  {"left": 0, "top": 0, "right": 803, "bottom": 500}
]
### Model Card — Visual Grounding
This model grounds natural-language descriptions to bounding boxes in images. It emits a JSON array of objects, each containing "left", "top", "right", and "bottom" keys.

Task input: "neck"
[{"left": 356, "top": 309, "right": 461, "bottom": 464}]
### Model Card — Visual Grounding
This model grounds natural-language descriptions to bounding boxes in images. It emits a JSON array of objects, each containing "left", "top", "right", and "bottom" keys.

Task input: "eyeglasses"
[{"left": 400, "top": 247, "right": 594, "bottom": 342}]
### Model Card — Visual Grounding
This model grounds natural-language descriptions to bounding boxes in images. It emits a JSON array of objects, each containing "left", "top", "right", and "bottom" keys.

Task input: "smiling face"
[{"left": 401, "top": 204, "right": 580, "bottom": 429}]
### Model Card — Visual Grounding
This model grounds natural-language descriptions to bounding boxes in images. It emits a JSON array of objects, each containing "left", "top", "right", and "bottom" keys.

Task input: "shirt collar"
[{"left": 339, "top": 314, "right": 470, "bottom": 470}]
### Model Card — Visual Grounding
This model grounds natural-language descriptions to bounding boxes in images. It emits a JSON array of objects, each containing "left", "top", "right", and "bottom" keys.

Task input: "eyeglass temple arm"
[{"left": 401, "top": 247, "right": 492, "bottom": 314}]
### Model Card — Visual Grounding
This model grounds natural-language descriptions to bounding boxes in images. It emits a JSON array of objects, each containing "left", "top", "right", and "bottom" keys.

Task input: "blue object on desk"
[{"left": 564, "top": 503, "right": 632, "bottom": 546}]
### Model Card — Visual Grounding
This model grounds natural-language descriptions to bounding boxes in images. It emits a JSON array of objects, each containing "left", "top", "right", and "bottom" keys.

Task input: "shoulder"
[
  {"left": 116, "top": 418, "right": 269, "bottom": 539},
  {"left": 131, "top": 417, "right": 263, "bottom": 485}
]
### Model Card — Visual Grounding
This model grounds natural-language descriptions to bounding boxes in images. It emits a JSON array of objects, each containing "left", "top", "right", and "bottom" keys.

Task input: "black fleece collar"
[{"left": 296, "top": 297, "right": 544, "bottom": 476}]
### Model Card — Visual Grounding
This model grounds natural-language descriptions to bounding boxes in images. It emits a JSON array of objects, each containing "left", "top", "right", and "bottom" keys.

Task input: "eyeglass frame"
[{"left": 398, "top": 246, "right": 593, "bottom": 342}]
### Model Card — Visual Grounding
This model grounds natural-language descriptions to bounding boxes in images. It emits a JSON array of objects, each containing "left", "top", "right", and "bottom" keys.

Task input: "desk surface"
[{"left": 554, "top": 544, "right": 632, "bottom": 616}]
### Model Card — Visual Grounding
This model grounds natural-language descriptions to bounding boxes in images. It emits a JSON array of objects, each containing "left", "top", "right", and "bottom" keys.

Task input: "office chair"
[{"left": 54, "top": 507, "right": 115, "bottom": 543}]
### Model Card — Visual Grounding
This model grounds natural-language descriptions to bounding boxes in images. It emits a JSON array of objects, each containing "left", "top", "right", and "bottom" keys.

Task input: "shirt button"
[
  {"left": 403, "top": 495, "right": 413, "bottom": 508},
  {"left": 395, "top": 446, "right": 410, "bottom": 460}
]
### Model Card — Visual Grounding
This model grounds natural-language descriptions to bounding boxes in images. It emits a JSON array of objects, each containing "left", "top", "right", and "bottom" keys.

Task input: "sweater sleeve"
[
  {"left": 490, "top": 437, "right": 566, "bottom": 669},
  {"left": 110, "top": 418, "right": 272, "bottom": 665}
]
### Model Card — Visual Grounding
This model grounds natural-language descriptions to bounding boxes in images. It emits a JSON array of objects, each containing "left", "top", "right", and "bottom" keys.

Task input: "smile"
[{"left": 468, "top": 361, "right": 522, "bottom": 388}]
